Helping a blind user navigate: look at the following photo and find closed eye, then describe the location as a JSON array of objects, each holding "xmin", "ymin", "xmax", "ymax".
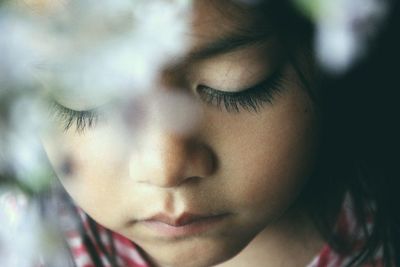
[
  {"xmin": 196, "ymin": 67, "xmax": 285, "ymax": 113},
  {"xmin": 48, "ymin": 101, "xmax": 100, "ymax": 133}
]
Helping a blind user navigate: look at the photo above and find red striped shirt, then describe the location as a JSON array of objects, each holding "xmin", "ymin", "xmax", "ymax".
[
  {"xmin": 63, "ymin": 208, "xmax": 148, "ymax": 267},
  {"xmin": 307, "ymin": 194, "xmax": 384, "ymax": 267},
  {"xmin": 64, "ymin": 194, "xmax": 384, "ymax": 267}
]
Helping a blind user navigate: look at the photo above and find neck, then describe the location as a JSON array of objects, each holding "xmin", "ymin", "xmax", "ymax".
[{"xmin": 214, "ymin": 206, "xmax": 324, "ymax": 267}]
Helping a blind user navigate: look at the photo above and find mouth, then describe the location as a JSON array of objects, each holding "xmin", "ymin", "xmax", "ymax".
[{"xmin": 138, "ymin": 212, "xmax": 230, "ymax": 237}]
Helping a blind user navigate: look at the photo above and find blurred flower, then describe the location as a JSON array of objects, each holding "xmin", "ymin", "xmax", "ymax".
[
  {"xmin": 1, "ymin": 0, "xmax": 193, "ymax": 187},
  {"xmin": 0, "ymin": 187, "xmax": 73, "ymax": 267},
  {"xmin": 149, "ymin": 91, "xmax": 202, "ymax": 136},
  {"xmin": 7, "ymin": 96, "xmax": 54, "ymax": 192},
  {"xmin": 294, "ymin": 0, "xmax": 389, "ymax": 74},
  {"xmin": 0, "ymin": 0, "xmax": 193, "ymax": 265}
]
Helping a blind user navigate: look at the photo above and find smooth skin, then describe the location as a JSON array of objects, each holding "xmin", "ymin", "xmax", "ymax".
[{"xmin": 42, "ymin": 1, "xmax": 323, "ymax": 266}]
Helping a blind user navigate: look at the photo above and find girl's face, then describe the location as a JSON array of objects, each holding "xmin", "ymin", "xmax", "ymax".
[{"xmin": 42, "ymin": 1, "xmax": 319, "ymax": 267}]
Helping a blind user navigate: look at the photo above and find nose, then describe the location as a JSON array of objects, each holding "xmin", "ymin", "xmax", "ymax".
[{"xmin": 130, "ymin": 130, "xmax": 216, "ymax": 188}]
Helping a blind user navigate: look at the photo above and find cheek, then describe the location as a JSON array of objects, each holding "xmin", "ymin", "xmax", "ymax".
[
  {"xmin": 207, "ymin": 86, "xmax": 318, "ymax": 218},
  {"xmin": 41, "ymin": 124, "xmax": 132, "ymax": 227}
]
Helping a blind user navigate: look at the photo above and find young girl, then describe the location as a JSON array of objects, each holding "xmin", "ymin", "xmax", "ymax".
[{"xmin": 39, "ymin": 0, "xmax": 399, "ymax": 266}]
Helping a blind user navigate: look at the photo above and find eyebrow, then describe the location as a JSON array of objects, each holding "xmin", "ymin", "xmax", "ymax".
[{"xmin": 187, "ymin": 31, "xmax": 273, "ymax": 61}]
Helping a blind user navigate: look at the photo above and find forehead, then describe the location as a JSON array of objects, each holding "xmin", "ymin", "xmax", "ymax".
[{"xmin": 189, "ymin": 1, "xmax": 269, "ymax": 50}]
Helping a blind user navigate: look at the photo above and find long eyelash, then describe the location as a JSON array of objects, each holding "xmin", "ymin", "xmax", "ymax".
[
  {"xmin": 197, "ymin": 69, "xmax": 285, "ymax": 113},
  {"xmin": 48, "ymin": 101, "xmax": 99, "ymax": 133}
]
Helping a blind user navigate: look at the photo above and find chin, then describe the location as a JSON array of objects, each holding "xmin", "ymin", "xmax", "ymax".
[
  {"xmin": 142, "ymin": 236, "xmax": 247, "ymax": 267},
  {"xmin": 154, "ymin": 253, "xmax": 233, "ymax": 267}
]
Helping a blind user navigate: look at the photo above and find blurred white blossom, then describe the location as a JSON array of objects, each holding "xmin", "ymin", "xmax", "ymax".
[
  {"xmin": 1, "ymin": 0, "xmax": 193, "ymax": 184},
  {"xmin": 0, "ymin": 188, "xmax": 70, "ymax": 267},
  {"xmin": 295, "ymin": 0, "xmax": 389, "ymax": 74},
  {"xmin": 7, "ymin": 96, "xmax": 53, "ymax": 191},
  {"xmin": 149, "ymin": 91, "xmax": 202, "ymax": 136},
  {"xmin": 1, "ymin": 0, "xmax": 193, "ymax": 265}
]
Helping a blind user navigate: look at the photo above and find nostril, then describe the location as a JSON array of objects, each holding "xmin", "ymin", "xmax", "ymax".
[
  {"xmin": 162, "ymin": 176, "xmax": 202, "ymax": 188},
  {"xmin": 145, "ymin": 176, "xmax": 201, "ymax": 189},
  {"xmin": 187, "ymin": 143, "xmax": 218, "ymax": 177}
]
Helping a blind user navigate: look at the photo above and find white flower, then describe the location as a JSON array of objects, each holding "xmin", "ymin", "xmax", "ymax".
[
  {"xmin": 295, "ymin": 0, "xmax": 389, "ymax": 74},
  {"xmin": 0, "ymin": 1, "xmax": 193, "ymax": 265},
  {"xmin": 0, "ymin": 187, "xmax": 74, "ymax": 266}
]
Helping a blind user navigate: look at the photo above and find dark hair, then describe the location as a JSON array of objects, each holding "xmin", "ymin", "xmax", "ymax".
[
  {"xmin": 259, "ymin": 1, "xmax": 400, "ymax": 266},
  {"xmin": 50, "ymin": 1, "xmax": 400, "ymax": 266}
]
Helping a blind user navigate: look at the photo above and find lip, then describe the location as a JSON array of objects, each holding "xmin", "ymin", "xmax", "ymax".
[{"xmin": 140, "ymin": 212, "xmax": 229, "ymax": 237}]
